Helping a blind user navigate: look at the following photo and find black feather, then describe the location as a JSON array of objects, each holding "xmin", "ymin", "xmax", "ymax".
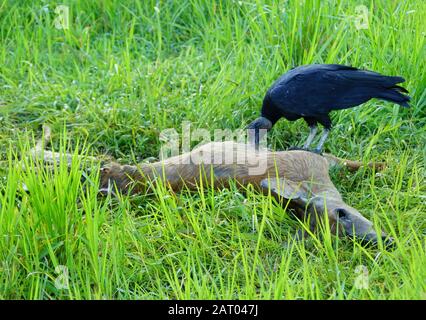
[{"xmin": 259, "ymin": 64, "xmax": 410, "ymax": 128}]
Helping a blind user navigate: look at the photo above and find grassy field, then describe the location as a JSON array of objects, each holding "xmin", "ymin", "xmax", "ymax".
[{"xmin": 0, "ymin": 0, "xmax": 425, "ymax": 299}]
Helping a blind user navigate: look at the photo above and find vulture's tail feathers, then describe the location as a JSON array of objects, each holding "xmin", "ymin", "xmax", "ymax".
[{"xmin": 377, "ymin": 83, "xmax": 411, "ymax": 107}]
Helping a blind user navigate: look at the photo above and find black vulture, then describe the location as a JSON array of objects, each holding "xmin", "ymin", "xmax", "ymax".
[{"xmin": 247, "ymin": 64, "xmax": 410, "ymax": 152}]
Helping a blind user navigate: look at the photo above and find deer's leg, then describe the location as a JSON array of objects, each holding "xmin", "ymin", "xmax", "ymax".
[
  {"xmin": 29, "ymin": 125, "xmax": 99, "ymax": 166},
  {"xmin": 323, "ymin": 153, "xmax": 386, "ymax": 172}
]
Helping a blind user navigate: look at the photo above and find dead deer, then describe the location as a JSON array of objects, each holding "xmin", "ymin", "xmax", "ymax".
[{"xmin": 30, "ymin": 126, "xmax": 392, "ymax": 247}]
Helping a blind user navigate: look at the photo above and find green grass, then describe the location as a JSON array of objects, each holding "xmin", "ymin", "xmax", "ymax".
[{"xmin": 0, "ymin": 0, "xmax": 425, "ymax": 299}]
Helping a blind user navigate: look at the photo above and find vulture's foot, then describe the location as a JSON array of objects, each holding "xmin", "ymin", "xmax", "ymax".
[
  {"xmin": 288, "ymin": 146, "xmax": 323, "ymax": 156},
  {"xmin": 287, "ymin": 146, "xmax": 307, "ymax": 151},
  {"xmin": 311, "ymin": 148, "xmax": 323, "ymax": 155}
]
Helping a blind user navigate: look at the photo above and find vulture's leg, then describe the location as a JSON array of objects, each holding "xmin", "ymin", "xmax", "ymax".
[
  {"xmin": 303, "ymin": 125, "xmax": 318, "ymax": 149},
  {"xmin": 313, "ymin": 115, "xmax": 332, "ymax": 153},
  {"xmin": 313, "ymin": 128, "xmax": 330, "ymax": 153}
]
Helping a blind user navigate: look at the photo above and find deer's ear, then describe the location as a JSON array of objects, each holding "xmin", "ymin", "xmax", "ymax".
[{"xmin": 260, "ymin": 178, "xmax": 309, "ymax": 206}]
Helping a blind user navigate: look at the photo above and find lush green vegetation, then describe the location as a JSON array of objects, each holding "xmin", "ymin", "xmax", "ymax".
[{"xmin": 0, "ymin": 0, "xmax": 425, "ymax": 299}]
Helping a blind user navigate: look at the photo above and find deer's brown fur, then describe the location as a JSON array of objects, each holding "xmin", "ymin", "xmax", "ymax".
[
  {"xmin": 99, "ymin": 142, "xmax": 337, "ymax": 195},
  {"xmin": 30, "ymin": 126, "xmax": 392, "ymax": 246}
]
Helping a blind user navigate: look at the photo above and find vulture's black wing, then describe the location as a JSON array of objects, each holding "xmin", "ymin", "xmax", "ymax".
[{"xmin": 267, "ymin": 64, "xmax": 410, "ymax": 117}]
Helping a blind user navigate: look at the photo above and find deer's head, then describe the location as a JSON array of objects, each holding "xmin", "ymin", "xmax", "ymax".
[{"xmin": 261, "ymin": 177, "xmax": 393, "ymax": 247}]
